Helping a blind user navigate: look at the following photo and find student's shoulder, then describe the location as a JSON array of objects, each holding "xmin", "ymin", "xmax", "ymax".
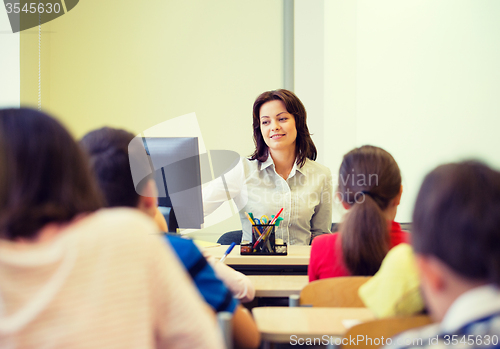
[
  {"xmin": 165, "ymin": 235, "xmax": 203, "ymax": 263},
  {"xmin": 77, "ymin": 208, "xmax": 160, "ymax": 244},
  {"xmin": 70, "ymin": 209, "xmax": 168, "ymax": 266},
  {"xmin": 390, "ymin": 222, "xmax": 412, "ymax": 245},
  {"xmin": 90, "ymin": 207, "xmax": 156, "ymax": 229},
  {"xmin": 311, "ymin": 233, "xmax": 338, "ymax": 250},
  {"xmin": 165, "ymin": 234, "xmax": 196, "ymax": 248},
  {"xmin": 313, "ymin": 232, "xmax": 338, "ymax": 242}
]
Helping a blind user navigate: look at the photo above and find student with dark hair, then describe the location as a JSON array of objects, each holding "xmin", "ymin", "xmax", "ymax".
[
  {"xmin": 79, "ymin": 127, "xmax": 168, "ymax": 230},
  {"xmin": 385, "ymin": 161, "xmax": 500, "ymax": 348},
  {"xmin": 308, "ymin": 145, "xmax": 409, "ymax": 281},
  {"xmin": 204, "ymin": 89, "xmax": 332, "ymax": 245},
  {"xmin": 80, "ymin": 127, "xmax": 260, "ymax": 349},
  {"xmin": 0, "ymin": 108, "xmax": 223, "ymax": 348}
]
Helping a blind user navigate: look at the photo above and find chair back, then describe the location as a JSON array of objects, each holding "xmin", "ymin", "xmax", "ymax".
[
  {"xmin": 341, "ymin": 315, "xmax": 433, "ymax": 349},
  {"xmin": 157, "ymin": 206, "xmax": 178, "ymax": 233},
  {"xmin": 217, "ymin": 230, "xmax": 243, "ymax": 245},
  {"xmin": 300, "ymin": 276, "xmax": 371, "ymax": 307}
]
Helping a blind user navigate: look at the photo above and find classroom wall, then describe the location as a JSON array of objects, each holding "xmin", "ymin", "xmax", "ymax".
[
  {"xmin": 19, "ymin": 0, "xmax": 283, "ymax": 241},
  {"xmin": 294, "ymin": 0, "xmax": 325, "ymax": 165},
  {"xmin": 298, "ymin": 0, "xmax": 500, "ymax": 223},
  {"xmin": 15, "ymin": 1, "xmax": 500, "ymax": 239},
  {"xmin": 0, "ymin": 10, "xmax": 20, "ymax": 107}
]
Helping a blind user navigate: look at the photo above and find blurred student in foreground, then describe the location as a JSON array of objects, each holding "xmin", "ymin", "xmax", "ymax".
[
  {"xmin": 0, "ymin": 108, "xmax": 224, "ymax": 348},
  {"xmin": 80, "ymin": 127, "xmax": 260, "ymax": 349},
  {"xmin": 384, "ymin": 161, "xmax": 500, "ymax": 348}
]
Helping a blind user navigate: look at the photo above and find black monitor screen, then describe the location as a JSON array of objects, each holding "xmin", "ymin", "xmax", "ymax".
[{"xmin": 141, "ymin": 137, "xmax": 204, "ymax": 230}]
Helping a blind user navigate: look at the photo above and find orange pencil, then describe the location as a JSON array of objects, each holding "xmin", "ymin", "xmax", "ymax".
[{"xmin": 245, "ymin": 212, "xmax": 261, "ymax": 237}]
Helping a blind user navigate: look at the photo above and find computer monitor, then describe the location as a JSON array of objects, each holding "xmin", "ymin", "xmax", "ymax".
[{"xmin": 140, "ymin": 137, "xmax": 204, "ymax": 231}]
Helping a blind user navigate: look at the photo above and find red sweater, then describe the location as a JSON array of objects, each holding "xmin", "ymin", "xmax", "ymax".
[{"xmin": 308, "ymin": 221, "xmax": 410, "ymax": 281}]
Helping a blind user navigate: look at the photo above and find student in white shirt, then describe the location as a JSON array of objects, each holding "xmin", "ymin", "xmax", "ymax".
[
  {"xmin": 0, "ymin": 108, "xmax": 224, "ymax": 349},
  {"xmin": 203, "ymin": 89, "xmax": 333, "ymax": 245}
]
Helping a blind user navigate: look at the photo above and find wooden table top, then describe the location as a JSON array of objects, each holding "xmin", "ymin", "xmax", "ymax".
[
  {"xmin": 248, "ymin": 275, "xmax": 309, "ymax": 298},
  {"xmin": 204, "ymin": 245, "xmax": 311, "ymax": 265},
  {"xmin": 252, "ymin": 307, "xmax": 375, "ymax": 343}
]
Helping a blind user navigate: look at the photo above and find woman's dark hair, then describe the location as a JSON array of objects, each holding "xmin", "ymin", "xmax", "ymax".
[
  {"xmin": 80, "ymin": 127, "xmax": 141, "ymax": 208},
  {"xmin": 249, "ymin": 89, "xmax": 317, "ymax": 167},
  {"xmin": 338, "ymin": 145, "xmax": 402, "ymax": 276},
  {"xmin": 0, "ymin": 108, "xmax": 103, "ymax": 240},
  {"xmin": 413, "ymin": 161, "xmax": 500, "ymax": 285}
]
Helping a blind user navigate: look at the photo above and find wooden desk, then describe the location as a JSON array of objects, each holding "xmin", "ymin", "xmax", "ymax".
[
  {"xmin": 204, "ymin": 245, "xmax": 311, "ymax": 275},
  {"xmin": 206, "ymin": 245, "xmax": 311, "ymax": 265},
  {"xmin": 248, "ymin": 275, "xmax": 308, "ymax": 298},
  {"xmin": 252, "ymin": 307, "xmax": 375, "ymax": 344}
]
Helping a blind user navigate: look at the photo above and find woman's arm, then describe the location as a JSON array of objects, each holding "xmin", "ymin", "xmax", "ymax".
[
  {"xmin": 202, "ymin": 157, "xmax": 247, "ymax": 217},
  {"xmin": 310, "ymin": 168, "xmax": 333, "ymax": 241}
]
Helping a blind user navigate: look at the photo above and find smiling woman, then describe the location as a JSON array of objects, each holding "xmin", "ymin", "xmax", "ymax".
[
  {"xmin": 203, "ymin": 89, "xmax": 333, "ymax": 245},
  {"xmin": 250, "ymin": 89, "xmax": 316, "ymax": 169}
]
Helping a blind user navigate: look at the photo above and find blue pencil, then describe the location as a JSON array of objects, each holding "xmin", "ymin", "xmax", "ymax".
[{"xmin": 219, "ymin": 242, "xmax": 236, "ymax": 263}]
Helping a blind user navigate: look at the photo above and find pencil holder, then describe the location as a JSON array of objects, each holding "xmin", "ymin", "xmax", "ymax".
[
  {"xmin": 240, "ymin": 224, "xmax": 287, "ymax": 255},
  {"xmin": 254, "ymin": 224, "xmax": 275, "ymax": 253}
]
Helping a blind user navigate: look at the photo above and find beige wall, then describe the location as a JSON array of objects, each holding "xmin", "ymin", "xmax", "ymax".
[
  {"xmin": 16, "ymin": 1, "xmax": 500, "ymax": 239},
  {"xmin": 21, "ymin": 0, "xmax": 283, "ymax": 241}
]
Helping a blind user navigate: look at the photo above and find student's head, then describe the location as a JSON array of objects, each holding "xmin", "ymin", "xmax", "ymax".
[
  {"xmin": 338, "ymin": 145, "xmax": 402, "ymax": 276},
  {"xmin": 80, "ymin": 127, "xmax": 158, "ymax": 218},
  {"xmin": 250, "ymin": 89, "xmax": 317, "ymax": 167},
  {"xmin": 412, "ymin": 161, "xmax": 500, "ymax": 321},
  {"xmin": 0, "ymin": 108, "xmax": 103, "ymax": 241}
]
